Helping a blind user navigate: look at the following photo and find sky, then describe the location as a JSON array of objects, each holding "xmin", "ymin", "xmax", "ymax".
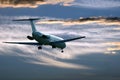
[{"xmin": 0, "ymin": 0, "xmax": 120, "ymax": 80}]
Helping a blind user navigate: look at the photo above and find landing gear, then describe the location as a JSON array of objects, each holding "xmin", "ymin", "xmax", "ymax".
[
  {"xmin": 38, "ymin": 46, "xmax": 42, "ymax": 50},
  {"xmin": 61, "ymin": 50, "xmax": 64, "ymax": 53}
]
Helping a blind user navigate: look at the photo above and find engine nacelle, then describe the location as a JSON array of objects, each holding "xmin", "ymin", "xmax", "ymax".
[{"xmin": 27, "ymin": 36, "xmax": 34, "ymax": 40}]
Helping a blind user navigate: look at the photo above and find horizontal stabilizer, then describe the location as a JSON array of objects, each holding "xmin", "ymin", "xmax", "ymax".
[{"xmin": 13, "ymin": 18, "xmax": 44, "ymax": 21}]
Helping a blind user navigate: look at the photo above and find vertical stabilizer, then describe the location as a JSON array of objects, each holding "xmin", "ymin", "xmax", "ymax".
[
  {"xmin": 30, "ymin": 20, "xmax": 37, "ymax": 32},
  {"xmin": 13, "ymin": 18, "xmax": 40, "ymax": 32}
]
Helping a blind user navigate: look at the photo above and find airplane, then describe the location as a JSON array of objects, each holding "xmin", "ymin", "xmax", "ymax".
[{"xmin": 3, "ymin": 18, "xmax": 86, "ymax": 53}]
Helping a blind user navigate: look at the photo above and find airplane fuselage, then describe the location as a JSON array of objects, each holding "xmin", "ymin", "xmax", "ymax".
[{"xmin": 32, "ymin": 31, "xmax": 66, "ymax": 49}]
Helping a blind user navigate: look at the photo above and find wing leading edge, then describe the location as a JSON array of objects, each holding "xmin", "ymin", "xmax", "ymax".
[
  {"xmin": 3, "ymin": 42, "xmax": 40, "ymax": 45},
  {"xmin": 50, "ymin": 36, "xmax": 86, "ymax": 44}
]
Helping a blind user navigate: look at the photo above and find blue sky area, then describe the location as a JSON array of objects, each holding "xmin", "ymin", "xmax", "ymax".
[{"xmin": 0, "ymin": 5, "xmax": 120, "ymax": 18}]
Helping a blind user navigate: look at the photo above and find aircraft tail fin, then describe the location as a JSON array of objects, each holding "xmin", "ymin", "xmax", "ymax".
[{"xmin": 13, "ymin": 18, "xmax": 41, "ymax": 32}]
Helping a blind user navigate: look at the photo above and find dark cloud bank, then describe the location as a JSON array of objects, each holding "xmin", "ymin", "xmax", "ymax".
[{"xmin": 38, "ymin": 16, "xmax": 120, "ymax": 26}]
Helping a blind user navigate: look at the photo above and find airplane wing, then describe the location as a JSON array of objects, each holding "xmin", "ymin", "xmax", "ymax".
[
  {"xmin": 50, "ymin": 36, "xmax": 86, "ymax": 44},
  {"xmin": 3, "ymin": 42, "xmax": 40, "ymax": 45}
]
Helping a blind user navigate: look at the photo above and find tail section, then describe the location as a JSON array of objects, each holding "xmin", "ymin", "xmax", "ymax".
[
  {"xmin": 30, "ymin": 20, "xmax": 37, "ymax": 32},
  {"xmin": 13, "ymin": 18, "xmax": 40, "ymax": 32}
]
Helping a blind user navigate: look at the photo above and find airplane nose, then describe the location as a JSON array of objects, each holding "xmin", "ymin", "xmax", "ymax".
[{"xmin": 62, "ymin": 43, "xmax": 66, "ymax": 49}]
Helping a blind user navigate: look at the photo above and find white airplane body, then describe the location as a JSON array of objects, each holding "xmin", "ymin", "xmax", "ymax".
[{"xmin": 4, "ymin": 18, "xmax": 85, "ymax": 52}]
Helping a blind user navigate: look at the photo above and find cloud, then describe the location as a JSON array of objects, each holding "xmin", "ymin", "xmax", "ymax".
[
  {"xmin": 0, "ymin": 0, "xmax": 45, "ymax": 8},
  {"xmin": 71, "ymin": 0, "xmax": 120, "ymax": 8},
  {"xmin": 106, "ymin": 42, "xmax": 120, "ymax": 53},
  {"xmin": 0, "ymin": 0, "xmax": 119, "ymax": 8},
  {"xmin": 0, "ymin": 15, "xmax": 120, "ymax": 70},
  {"xmin": 37, "ymin": 17, "xmax": 120, "ymax": 26},
  {"xmin": 27, "ymin": 56, "xmax": 90, "ymax": 69},
  {"xmin": 0, "ymin": 0, "xmax": 74, "ymax": 8}
]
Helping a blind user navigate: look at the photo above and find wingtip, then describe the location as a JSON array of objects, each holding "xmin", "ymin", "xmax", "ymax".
[
  {"xmin": 2, "ymin": 42, "xmax": 10, "ymax": 43},
  {"xmin": 81, "ymin": 36, "xmax": 86, "ymax": 38}
]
